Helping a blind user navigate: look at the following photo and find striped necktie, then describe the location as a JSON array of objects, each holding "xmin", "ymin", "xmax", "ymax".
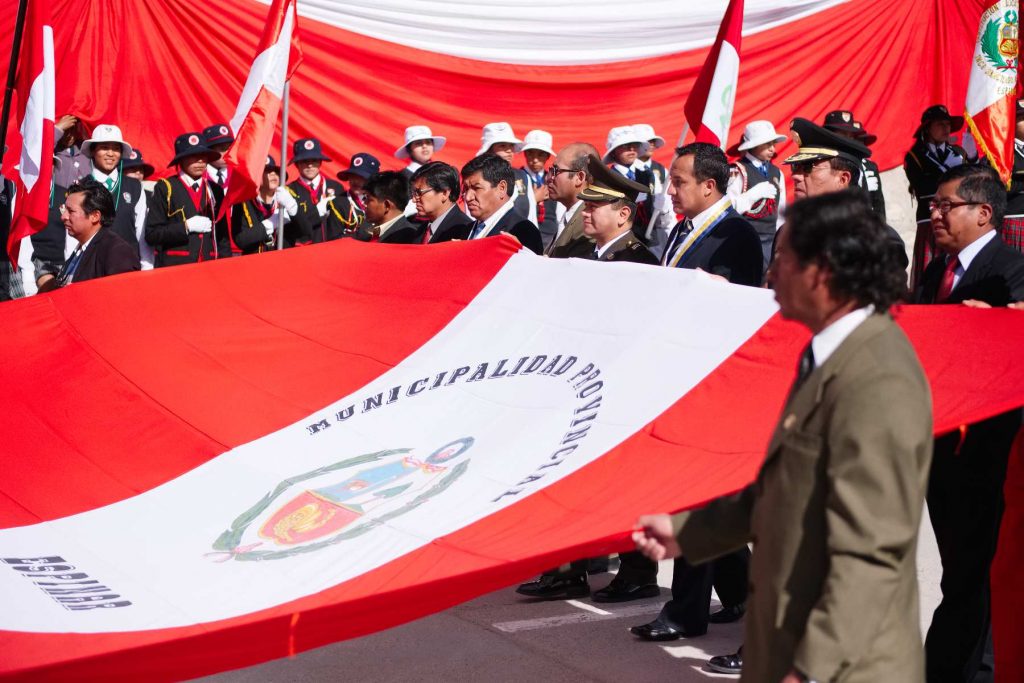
[
  {"xmin": 469, "ymin": 220, "xmax": 487, "ymax": 239},
  {"xmin": 104, "ymin": 177, "xmax": 114, "ymax": 190},
  {"xmin": 58, "ymin": 248, "xmax": 84, "ymax": 286}
]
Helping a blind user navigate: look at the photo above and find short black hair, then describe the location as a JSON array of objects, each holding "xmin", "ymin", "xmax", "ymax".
[
  {"xmin": 938, "ymin": 163, "xmax": 1006, "ymax": 228},
  {"xmin": 66, "ymin": 177, "xmax": 115, "ymax": 229},
  {"xmin": 411, "ymin": 161, "xmax": 460, "ymax": 203},
  {"xmin": 675, "ymin": 142, "xmax": 730, "ymax": 193},
  {"xmin": 611, "ymin": 198, "xmax": 638, "ymax": 225},
  {"xmin": 828, "ymin": 156, "xmax": 862, "ymax": 185},
  {"xmin": 784, "ymin": 189, "xmax": 905, "ymax": 312},
  {"xmin": 461, "ymin": 153, "xmax": 515, "ymax": 196},
  {"xmin": 364, "ymin": 171, "xmax": 409, "ymax": 209}
]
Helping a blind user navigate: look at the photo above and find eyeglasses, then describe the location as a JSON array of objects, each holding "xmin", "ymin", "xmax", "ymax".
[
  {"xmin": 789, "ymin": 161, "xmax": 830, "ymax": 175},
  {"xmin": 928, "ymin": 200, "xmax": 983, "ymax": 214},
  {"xmin": 410, "ymin": 187, "xmax": 437, "ymax": 198},
  {"xmin": 549, "ymin": 166, "xmax": 577, "ymax": 177}
]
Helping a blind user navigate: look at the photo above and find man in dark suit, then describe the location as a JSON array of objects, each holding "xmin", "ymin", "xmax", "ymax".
[
  {"xmin": 914, "ymin": 164, "xmax": 1024, "ymax": 683},
  {"xmin": 460, "ymin": 154, "xmax": 543, "ymax": 254},
  {"xmin": 545, "ymin": 142, "xmax": 598, "ymax": 259},
  {"xmin": 145, "ymin": 132, "xmax": 232, "ymax": 267},
  {"xmin": 634, "ymin": 191, "xmax": 932, "ymax": 683},
  {"xmin": 629, "ymin": 141, "xmax": 758, "ymax": 642},
  {"xmin": 355, "ymin": 171, "xmax": 422, "ymax": 244},
  {"xmin": 53, "ymin": 177, "xmax": 139, "ymax": 287},
  {"xmin": 578, "ymin": 155, "xmax": 657, "ymax": 264},
  {"xmin": 410, "ymin": 162, "xmax": 472, "ymax": 244}
]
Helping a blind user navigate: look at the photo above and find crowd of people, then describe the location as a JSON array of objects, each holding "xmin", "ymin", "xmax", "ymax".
[{"xmin": 2, "ymin": 105, "xmax": 1024, "ymax": 682}]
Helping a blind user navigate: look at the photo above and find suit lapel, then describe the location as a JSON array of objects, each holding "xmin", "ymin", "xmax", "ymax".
[
  {"xmin": 951, "ymin": 234, "xmax": 1000, "ymax": 297},
  {"xmin": 548, "ymin": 206, "xmax": 582, "ymax": 253}
]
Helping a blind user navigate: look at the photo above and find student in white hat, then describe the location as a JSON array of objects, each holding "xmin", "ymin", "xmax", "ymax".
[
  {"xmin": 603, "ymin": 126, "xmax": 650, "ymax": 178},
  {"xmin": 478, "ymin": 122, "xmax": 536, "ymax": 225},
  {"xmin": 396, "ymin": 125, "xmax": 446, "ymax": 181},
  {"xmin": 517, "ymin": 130, "xmax": 556, "ymax": 239},
  {"xmin": 725, "ymin": 120, "xmax": 787, "ymax": 271},
  {"xmin": 80, "ymin": 124, "xmax": 153, "ymax": 269}
]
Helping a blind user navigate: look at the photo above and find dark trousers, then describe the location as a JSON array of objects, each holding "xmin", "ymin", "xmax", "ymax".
[
  {"xmin": 925, "ymin": 410, "xmax": 1021, "ymax": 683},
  {"xmin": 619, "ymin": 546, "xmax": 750, "ymax": 635}
]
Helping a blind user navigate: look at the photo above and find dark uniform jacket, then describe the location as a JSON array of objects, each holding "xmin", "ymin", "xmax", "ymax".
[
  {"xmin": 231, "ymin": 197, "xmax": 305, "ymax": 255},
  {"xmin": 30, "ymin": 184, "xmax": 69, "ymax": 280},
  {"xmin": 145, "ymin": 175, "xmax": 232, "ymax": 267},
  {"xmin": 904, "ymin": 139, "xmax": 969, "ymax": 223},
  {"xmin": 547, "ymin": 205, "xmax": 594, "ymax": 259},
  {"xmin": 591, "ymin": 232, "xmax": 658, "ymax": 264},
  {"xmin": 483, "ymin": 208, "xmax": 544, "ymax": 254},
  {"xmin": 63, "ymin": 227, "xmax": 140, "ymax": 284},
  {"xmin": 105, "ymin": 175, "xmax": 144, "ymax": 258},
  {"xmin": 354, "ymin": 215, "xmax": 424, "ymax": 244},
  {"xmin": 860, "ymin": 158, "xmax": 887, "ymax": 221},
  {"xmin": 428, "ymin": 207, "xmax": 473, "ymax": 244},
  {"xmin": 289, "ymin": 177, "xmax": 360, "ymax": 243},
  {"xmin": 664, "ymin": 212, "xmax": 763, "ymax": 286}
]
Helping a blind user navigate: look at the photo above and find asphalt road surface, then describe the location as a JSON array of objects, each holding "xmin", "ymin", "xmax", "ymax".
[{"xmin": 201, "ymin": 511, "xmax": 942, "ymax": 682}]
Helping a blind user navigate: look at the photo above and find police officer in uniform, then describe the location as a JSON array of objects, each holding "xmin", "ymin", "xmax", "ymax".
[
  {"xmin": 287, "ymin": 138, "xmax": 358, "ymax": 243},
  {"xmin": 578, "ymin": 155, "xmax": 658, "ymax": 264},
  {"xmin": 904, "ymin": 105, "xmax": 969, "ymax": 289},
  {"xmin": 822, "ymin": 110, "xmax": 886, "ymax": 222},
  {"xmin": 145, "ymin": 132, "xmax": 232, "ymax": 267}
]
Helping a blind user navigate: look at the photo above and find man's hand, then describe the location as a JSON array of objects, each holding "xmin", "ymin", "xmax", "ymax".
[
  {"xmin": 36, "ymin": 273, "xmax": 57, "ymax": 292},
  {"xmin": 55, "ymin": 114, "xmax": 78, "ymax": 132},
  {"xmin": 780, "ymin": 670, "xmax": 803, "ymax": 683},
  {"xmin": 695, "ymin": 267, "xmax": 729, "ymax": 284},
  {"xmin": 961, "ymin": 299, "xmax": 991, "ymax": 308},
  {"xmin": 1009, "ymin": 301, "xmax": 1024, "ymax": 311},
  {"xmin": 632, "ymin": 514, "xmax": 682, "ymax": 561}
]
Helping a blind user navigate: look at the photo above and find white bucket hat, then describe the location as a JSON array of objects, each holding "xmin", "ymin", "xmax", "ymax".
[
  {"xmin": 737, "ymin": 120, "xmax": 787, "ymax": 151},
  {"xmin": 477, "ymin": 122, "xmax": 522, "ymax": 156},
  {"xmin": 631, "ymin": 123, "xmax": 665, "ymax": 150},
  {"xmin": 516, "ymin": 129, "xmax": 555, "ymax": 157},
  {"xmin": 395, "ymin": 125, "xmax": 446, "ymax": 160},
  {"xmin": 80, "ymin": 124, "xmax": 132, "ymax": 158},
  {"xmin": 602, "ymin": 126, "xmax": 650, "ymax": 163}
]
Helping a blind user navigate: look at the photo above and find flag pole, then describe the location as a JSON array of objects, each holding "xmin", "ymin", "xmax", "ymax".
[
  {"xmin": 276, "ymin": 81, "xmax": 290, "ymax": 250},
  {"xmin": 0, "ymin": 0, "xmax": 30, "ymax": 158}
]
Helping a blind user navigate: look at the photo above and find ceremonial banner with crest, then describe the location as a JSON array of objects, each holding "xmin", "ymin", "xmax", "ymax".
[
  {"xmin": 1, "ymin": 238, "xmax": 1024, "ymax": 679},
  {"xmin": 965, "ymin": 0, "xmax": 1019, "ymax": 184}
]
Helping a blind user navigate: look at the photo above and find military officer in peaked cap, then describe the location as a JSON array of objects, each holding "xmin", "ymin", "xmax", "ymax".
[
  {"xmin": 822, "ymin": 110, "xmax": 887, "ymax": 222},
  {"xmin": 904, "ymin": 105, "xmax": 970, "ymax": 289},
  {"xmin": 577, "ymin": 155, "xmax": 658, "ymax": 264}
]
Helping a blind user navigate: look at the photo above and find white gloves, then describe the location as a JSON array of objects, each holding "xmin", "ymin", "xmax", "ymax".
[
  {"xmin": 743, "ymin": 181, "xmax": 778, "ymax": 202},
  {"xmin": 261, "ymin": 218, "xmax": 275, "ymax": 236},
  {"xmin": 185, "ymin": 216, "xmax": 213, "ymax": 233},
  {"xmin": 652, "ymin": 192, "xmax": 673, "ymax": 214},
  {"xmin": 275, "ymin": 187, "xmax": 298, "ymax": 217},
  {"xmin": 316, "ymin": 190, "xmax": 335, "ymax": 218}
]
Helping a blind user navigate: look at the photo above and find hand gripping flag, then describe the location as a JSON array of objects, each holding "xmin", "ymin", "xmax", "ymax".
[
  {"xmin": 1, "ymin": 239, "xmax": 1024, "ymax": 680},
  {"xmin": 965, "ymin": 0, "xmax": 1019, "ymax": 185},
  {"xmin": 3, "ymin": 0, "xmax": 55, "ymax": 266},
  {"xmin": 684, "ymin": 0, "xmax": 744, "ymax": 148},
  {"xmin": 218, "ymin": 0, "xmax": 303, "ymax": 220}
]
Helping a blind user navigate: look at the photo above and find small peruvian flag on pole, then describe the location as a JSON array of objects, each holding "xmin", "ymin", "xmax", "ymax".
[
  {"xmin": 965, "ymin": 0, "xmax": 1019, "ymax": 186},
  {"xmin": 218, "ymin": 0, "xmax": 303, "ymax": 220},
  {"xmin": 4, "ymin": 0, "xmax": 55, "ymax": 266},
  {"xmin": 683, "ymin": 0, "xmax": 744, "ymax": 149}
]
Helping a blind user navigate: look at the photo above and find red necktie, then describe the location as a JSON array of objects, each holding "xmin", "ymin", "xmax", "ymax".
[{"xmin": 936, "ymin": 255, "xmax": 960, "ymax": 302}]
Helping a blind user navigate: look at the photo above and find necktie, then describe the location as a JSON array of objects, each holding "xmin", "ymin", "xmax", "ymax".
[
  {"xmin": 935, "ymin": 145, "xmax": 949, "ymax": 164},
  {"xmin": 469, "ymin": 220, "xmax": 487, "ymax": 239},
  {"xmin": 665, "ymin": 219, "xmax": 692, "ymax": 266},
  {"xmin": 217, "ymin": 170, "xmax": 224, "ymax": 184},
  {"xmin": 58, "ymin": 248, "xmax": 83, "ymax": 286},
  {"xmin": 104, "ymin": 177, "xmax": 114, "ymax": 190},
  {"xmin": 626, "ymin": 169, "xmax": 636, "ymax": 181},
  {"xmin": 192, "ymin": 182, "xmax": 200, "ymax": 193},
  {"xmin": 936, "ymin": 255, "xmax": 960, "ymax": 302},
  {"xmin": 591, "ymin": 247, "xmax": 601, "ymax": 260},
  {"xmin": 794, "ymin": 343, "xmax": 816, "ymax": 391}
]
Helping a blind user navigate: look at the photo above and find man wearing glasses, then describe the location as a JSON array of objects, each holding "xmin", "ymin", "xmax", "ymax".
[
  {"xmin": 410, "ymin": 161, "xmax": 472, "ymax": 244},
  {"xmin": 544, "ymin": 142, "xmax": 601, "ymax": 258},
  {"xmin": 915, "ymin": 164, "xmax": 1024, "ymax": 683}
]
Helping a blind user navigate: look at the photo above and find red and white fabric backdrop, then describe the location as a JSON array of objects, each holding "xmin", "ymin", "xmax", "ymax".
[{"xmin": 0, "ymin": 0, "xmax": 993, "ymax": 177}]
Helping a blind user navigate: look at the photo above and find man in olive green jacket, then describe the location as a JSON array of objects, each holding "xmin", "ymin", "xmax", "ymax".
[{"xmin": 635, "ymin": 191, "xmax": 933, "ymax": 682}]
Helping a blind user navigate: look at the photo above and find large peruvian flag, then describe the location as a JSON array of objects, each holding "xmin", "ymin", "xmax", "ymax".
[
  {"xmin": 2, "ymin": 239, "xmax": 1024, "ymax": 679},
  {"xmin": 683, "ymin": 0, "xmax": 743, "ymax": 148},
  {"xmin": 2, "ymin": 0, "xmax": 55, "ymax": 266},
  {"xmin": 218, "ymin": 0, "xmax": 302, "ymax": 218},
  {"xmin": 965, "ymin": 0, "xmax": 1019, "ymax": 185}
]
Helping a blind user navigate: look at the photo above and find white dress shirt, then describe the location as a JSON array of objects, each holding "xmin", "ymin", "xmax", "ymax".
[
  {"xmin": 951, "ymin": 229, "xmax": 996, "ymax": 290},
  {"xmin": 472, "ymin": 198, "xmax": 517, "ymax": 239},
  {"xmin": 811, "ymin": 305, "xmax": 874, "ymax": 368}
]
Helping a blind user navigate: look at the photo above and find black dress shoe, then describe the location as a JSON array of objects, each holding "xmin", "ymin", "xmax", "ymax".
[
  {"xmin": 592, "ymin": 577, "xmax": 661, "ymax": 603},
  {"xmin": 707, "ymin": 646, "xmax": 742, "ymax": 674},
  {"xmin": 708, "ymin": 603, "xmax": 746, "ymax": 624},
  {"xmin": 515, "ymin": 573, "xmax": 589, "ymax": 599},
  {"xmin": 629, "ymin": 617, "xmax": 704, "ymax": 641}
]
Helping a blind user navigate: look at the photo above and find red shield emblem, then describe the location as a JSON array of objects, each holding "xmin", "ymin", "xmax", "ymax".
[{"xmin": 258, "ymin": 491, "xmax": 361, "ymax": 546}]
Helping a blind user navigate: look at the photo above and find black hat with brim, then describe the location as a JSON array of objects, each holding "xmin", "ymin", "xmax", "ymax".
[
  {"xmin": 122, "ymin": 147, "xmax": 155, "ymax": 178},
  {"xmin": 914, "ymin": 105, "xmax": 965, "ymax": 137},
  {"xmin": 338, "ymin": 153, "xmax": 381, "ymax": 181},
  {"xmin": 168, "ymin": 132, "xmax": 219, "ymax": 167},
  {"xmin": 292, "ymin": 138, "xmax": 332, "ymax": 163},
  {"xmin": 577, "ymin": 154, "xmax": 650, "ymax": 203},
  {"xmin": 783, "ymin": 118, "xmax": 872, "ymax": 165},
  {"xmin": 202, "ymin": 123, "xmax": 234, "ymax": 148}
]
